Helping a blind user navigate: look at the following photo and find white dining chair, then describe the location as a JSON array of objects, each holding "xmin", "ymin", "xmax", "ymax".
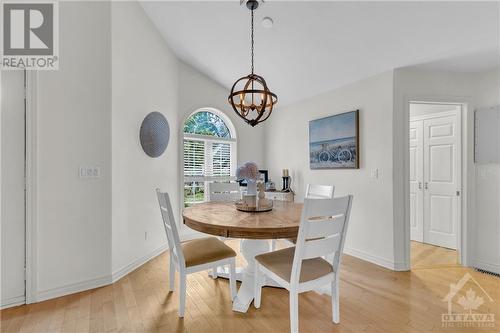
[
  {"xmin": 208, "ymin": 182, "xmax": 240, "ymax": 202},
  {"xmin": 284, "ymin": 184, "xmax": 336, "ymax": 246},
  {"xmin": 306, "ymin": 184, "xmax": 335, "ymax": 199},
  {"xmin": 207, "ymin": 181, "xmax": 241, "ymax": 278},
  {"xmin": 156, "ymin": 189, "xmax": 237, "ymax": 317},
  {"xmin": 254, "ymin": 195, "xmax": 353, "ymax": 333}
]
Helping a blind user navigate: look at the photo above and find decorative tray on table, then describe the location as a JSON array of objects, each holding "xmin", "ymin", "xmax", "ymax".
[{"xmin": 235, "ymin": 199, "xmax": 273, "ymax": 212}]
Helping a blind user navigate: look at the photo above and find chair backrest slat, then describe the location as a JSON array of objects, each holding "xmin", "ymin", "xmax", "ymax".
[
  {"xmin": 291, "ymin": 195, "xmax": 353, "ymax": 285},
  {"xmin": 208, "ymin": 182, "xmax": 240, "ymax": 202},
  {"xmin": 306, "ymin": 184, "xmax": 335, "ymax": 199},
  {"xmin": 301, "ymin": 196, "xmax": 347, "ymax": 220},
  {"xmin": 305, "ymin": 214, "xmax": 344, "ymax": 239},
  {"xmin": 156, "ymin": 189, "xmax": 185, "ymax": 267},
  {"xmin": 302, "ymin": 234, "xmax": 341, "ymax": 260}
]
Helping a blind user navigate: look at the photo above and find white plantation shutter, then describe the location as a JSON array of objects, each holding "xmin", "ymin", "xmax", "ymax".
[
  {"xmin": 183, "ymin": 138, "xmax": 235, "ymax": 182},
  {"xmin": 183, "ymin": 140, "xmax": 205, "ymax": 177},
  {"xmin": 211, "ymin": 143, "xmax": 231, "ymax": 177}
]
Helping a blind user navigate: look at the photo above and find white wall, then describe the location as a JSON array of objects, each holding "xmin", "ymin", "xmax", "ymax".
[
  {"xmin": 111, "ymin": 1, "xmax": 179, "ymax": 276},
  {"xmin": 178, "ymin": 62, "xmax": 266, "ymax": 167},
  {"xmin": 393, "ymin": 67, "xmax": 500, "ymax": 272},
  {"xmin": 265, "ymin": 71, "xmax": 397, "ymax": 269},
  {"xmin": 35, "ymin": 1, "xmax": 112, "ymax": 300}
]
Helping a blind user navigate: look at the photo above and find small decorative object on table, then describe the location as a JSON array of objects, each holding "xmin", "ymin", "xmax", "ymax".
[
  {"xmin": 282, "ymin": 168, "xmax": 292, "ymax": 192},
  {"xmin": 266, "ymin": 180, "xmax": 276, "ymax": 191},
  {"xmin": 237, "ymin": 161, "xmax": 259, "ymax": 194},
  {"xmin": 235, "ymin": 162, "xmax": 273, "ymax": 212}
]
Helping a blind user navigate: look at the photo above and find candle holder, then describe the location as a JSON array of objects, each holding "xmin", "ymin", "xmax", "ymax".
[{"xmin": 282, "ymin": 176, "xmax": 291, "ymax": 192}]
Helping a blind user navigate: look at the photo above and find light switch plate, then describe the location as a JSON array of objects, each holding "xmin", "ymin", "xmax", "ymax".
[{"xmin": 79, "ymin": 166, "xmax": 101, "ymax": 179}]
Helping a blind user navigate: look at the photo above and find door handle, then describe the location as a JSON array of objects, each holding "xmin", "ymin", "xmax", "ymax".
[
  {"xmin": 418, "ymin": 182, "xmax": 422, "ymax": 190},
  {"xmin": 424, "ymin": 182, "xmax": 428, "ymax": 190}
]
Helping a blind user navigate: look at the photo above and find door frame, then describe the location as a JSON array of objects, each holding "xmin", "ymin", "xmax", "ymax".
[
  {"xmin": 25, "ymin": 71, "xmax": 38, "ymax": 304},
  {"xmin": 0, "ymin": 70, "xmax": 37, "ymax": 308},
  {"xmin": 401, "ymin": 95, "xmax": 473, "ymax": 270},
  {"xmin": 409, "ymin": 108, "xmax": 462, "ymax": 250}
]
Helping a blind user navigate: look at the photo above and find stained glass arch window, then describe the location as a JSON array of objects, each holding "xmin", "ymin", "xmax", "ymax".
[{"xmin": 183, "ymin": 110, "xmax": 233, "ymax": 138}]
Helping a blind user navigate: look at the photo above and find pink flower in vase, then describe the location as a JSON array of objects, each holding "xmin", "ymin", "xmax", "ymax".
[
  {"xmin": 236, "ymin": 161, "xmax": 259, "ymax": 182},
  {"xmin": 237, "ymin": 161, "xmax": 259, "ymax": 196}
]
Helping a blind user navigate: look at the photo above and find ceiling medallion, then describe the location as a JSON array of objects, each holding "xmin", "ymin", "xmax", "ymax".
[{"xmin": 228, "ymin": 0, "xmax": 277, "ymax": 127}]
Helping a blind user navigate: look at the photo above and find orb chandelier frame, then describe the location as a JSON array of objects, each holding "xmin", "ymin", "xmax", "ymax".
[{"xmin": 228, "ymin": 0, "xmax": 278, "ymax": 127}]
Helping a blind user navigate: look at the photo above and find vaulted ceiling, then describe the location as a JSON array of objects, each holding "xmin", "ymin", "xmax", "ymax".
[{"xmin": 141, "ymin": 1, "xmax": 499, "ymax": 106}]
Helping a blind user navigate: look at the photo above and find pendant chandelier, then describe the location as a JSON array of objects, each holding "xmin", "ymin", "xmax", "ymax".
[{"xmin": 228, "ymin": 0, "xmax": 277, "ymax": 127}]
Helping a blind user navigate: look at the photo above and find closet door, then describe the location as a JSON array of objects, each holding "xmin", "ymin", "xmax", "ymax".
[
  {"xmin": 423, "ymin": 112, "xmax": 461, "ymax": 250},
  {"xmin": 409, "ymin": 121, "xmax": 423, "ymax": 242}
]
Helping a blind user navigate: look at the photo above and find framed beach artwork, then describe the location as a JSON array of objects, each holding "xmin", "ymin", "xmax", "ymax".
[{"xmin": 309, "ymin": 110, "xmax": 359, "ymax": 169}]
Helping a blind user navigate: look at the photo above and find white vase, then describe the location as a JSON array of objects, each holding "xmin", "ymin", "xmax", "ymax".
[{"xmin": 246, "ymin": 179, "xmax": 257, "ymax": 195}]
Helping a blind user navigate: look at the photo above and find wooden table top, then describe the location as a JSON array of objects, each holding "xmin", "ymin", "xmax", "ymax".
[{"xmin": 182, "ymin": 201, "xmax": 302, "ymax": 239}]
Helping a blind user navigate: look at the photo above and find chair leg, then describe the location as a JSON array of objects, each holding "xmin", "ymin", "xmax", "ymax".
[
  {"xmin": 169, "ymin": 254, "xmax": 175, "ymax": 291},
  {"xmin": 332, "ymin": 277, "xmax": 340, "ymax": 323},
  {"xmin": 254, "ymin": 261, "xmax": 262, "ymax": 308},
  {"xmin": 290, "ymin": 290, "xmax": 299, "ymax": 333},
  {"xmin": 229, "ymin": 258, "xmax": 237, "ymax": 301},
  {"xmin": 179, "ymin": 273, "xmax": 186, "ymax": 318}
]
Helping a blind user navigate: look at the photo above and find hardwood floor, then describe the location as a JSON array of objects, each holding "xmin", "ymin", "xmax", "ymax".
[
  {"xmin": 1, "ymin": 240, "xmax": 499, "ymax": 333},
  {"xmin": 411, "ymin": 241, "xmax": 458, "ymax": 269}
]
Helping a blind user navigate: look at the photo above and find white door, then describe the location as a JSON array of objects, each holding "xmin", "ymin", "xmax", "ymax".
[
  {"xmin": 409, "ymin": 121, "xmax": 423, "ymax": 242},
  {"xmin": 423, "ymin": 111, "xmax": 461, "ymax": 249},
  {"xmin": 1, "ymin": 70, "xmax": 26, "ymax": 307}
]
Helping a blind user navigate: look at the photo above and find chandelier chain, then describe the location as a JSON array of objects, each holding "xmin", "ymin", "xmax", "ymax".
[{"xmin": 251, "ymin": 8, "xmax": 254, "ymax": 75}]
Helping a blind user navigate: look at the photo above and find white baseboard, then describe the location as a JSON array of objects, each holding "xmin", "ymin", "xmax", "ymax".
[
  {"xmin": 393, "ymin": 261, "xmax": 410, "ymax": 271},
  {"xmin": 473, "ymin": 259, "xmax": 500, "ymax": 274},
  {"xmin": 36, "ymin": 275, "xmax": 111, "ymax": 303},
  {"xmin": 344, "ymin": 247, "xmax": 400, "ymax": 271},
  {"xmin": 35, "ymin": 243, "xmax": 171, "ymax": 303},
  {"xmin": 111, "ymin": 243, "xmax": 169, "ymax": 283},
  {"xmin": 1, "ymin": 295, "xmax": 25, "ymax": 309},
  {"xmin": 19, "ymin": 226, "xmax": 227, "ymax": 305}
]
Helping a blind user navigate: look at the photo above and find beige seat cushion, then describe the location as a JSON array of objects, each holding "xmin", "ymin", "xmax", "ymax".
[
  {"xmin": 255, "ymin": 247, "xmax": 333, "ymax": 283},
  {"xmin": 182, "ymin": 237, "xmax": 236, "ymax": 268}
]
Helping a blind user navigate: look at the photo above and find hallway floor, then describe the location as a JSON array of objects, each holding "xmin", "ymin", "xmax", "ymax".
[{"xmin": 411, "ymin": 241, "xmax": 459, "ymax": 269}]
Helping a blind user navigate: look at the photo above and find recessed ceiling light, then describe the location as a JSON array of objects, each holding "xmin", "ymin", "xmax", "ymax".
[{"xmin": 262, "ymin": 17, "xmax": 273, "ymax": 29}]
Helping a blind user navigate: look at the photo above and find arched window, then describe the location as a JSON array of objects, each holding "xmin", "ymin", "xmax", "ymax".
[
  {"xmin": 183, "ymin": 109, "xmax": 236, "ymax": 206},
  {"xmin": 183, "ymin": 111, "xmax": 231, "ymax": 138}
]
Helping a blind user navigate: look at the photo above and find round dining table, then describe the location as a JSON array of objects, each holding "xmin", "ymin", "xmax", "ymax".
[{"xmin": 182, "ymin": 200, "xmax": 302, "ymax": 313}]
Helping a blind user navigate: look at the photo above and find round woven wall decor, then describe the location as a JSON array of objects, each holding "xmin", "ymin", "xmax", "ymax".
[{"xmin": 139, "ymin": 112, "xmax": 170, "ymax": 158}]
